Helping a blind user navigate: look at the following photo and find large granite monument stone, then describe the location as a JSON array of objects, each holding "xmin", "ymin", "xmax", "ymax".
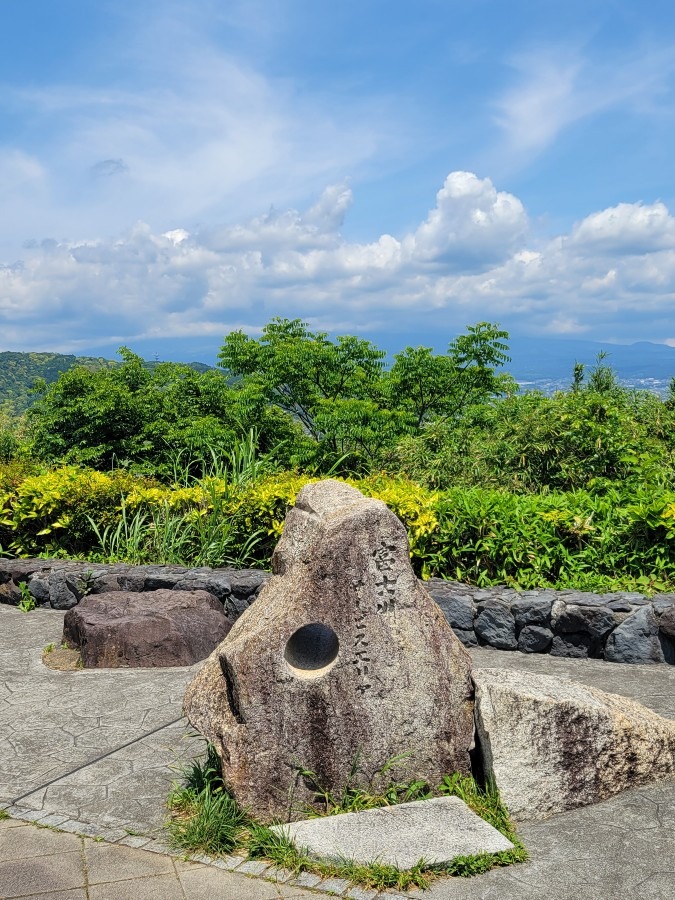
[{"xmin": 183, "ymin": 480, "xmax": 475, "ymax": 821}]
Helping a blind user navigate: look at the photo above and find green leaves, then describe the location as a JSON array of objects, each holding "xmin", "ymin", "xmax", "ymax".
[{"xmin": 219, "ymin": 317, "xmax": 511, "ymax": 473}]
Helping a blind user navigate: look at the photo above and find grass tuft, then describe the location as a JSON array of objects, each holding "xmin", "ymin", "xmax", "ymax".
[{"xmin": 165, "ymin": 743, "xmax": 528, "ymax": 889}]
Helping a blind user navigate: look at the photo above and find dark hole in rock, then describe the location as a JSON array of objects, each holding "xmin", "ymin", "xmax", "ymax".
[
  {"xmin": 284, "ymin": 622, "xmax": 339, "ymax": 672},
  {"xmin": 659, "ymin": 632, "xmax": 675, "ymax": 665}
]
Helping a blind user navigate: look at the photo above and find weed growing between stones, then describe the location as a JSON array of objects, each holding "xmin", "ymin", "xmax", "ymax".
[
  {"xmin": 294, "ymin": 750, "xmax": 433, "ymax": 816},
  {"xmin": 166, "ymin": 743, "xmax": 527, "ymax": 890},
  {"xmin": 17, "ymin": 581, "xmax": 36, "ymax": 612},
  {"xmin": 0, "ymin": 808, "xmax": 8, "ymax": 820}
]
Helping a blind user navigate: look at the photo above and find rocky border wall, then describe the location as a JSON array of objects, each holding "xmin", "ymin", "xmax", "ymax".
[
  {"xmin": 0, "ymin": 559, "xmax": 270, "ymax": 622},
  {"xmin": 1, "ymin": 560, "xmax": 674, "ymax": 665}
]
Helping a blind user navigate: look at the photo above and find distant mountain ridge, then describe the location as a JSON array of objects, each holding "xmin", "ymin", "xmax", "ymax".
[
  {"xmin": 0, "ymin": 351, "xmax": 212, "ymax": 415},
  {"xmin": 3, "ymin": 336, "xmax": 675, "ymax": 416}
]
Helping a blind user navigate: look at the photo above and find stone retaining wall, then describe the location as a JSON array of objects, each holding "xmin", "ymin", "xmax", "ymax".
[
  {"xmin": 0, "ymin": 559, "xmax": 270, "ymax": 621},
  {"xmin": 1, "ymin": 559, "xmax": 674, "ymax": 665},
  {"xmin": 425, "ymin": 579, "xmax": 675, "ymax": 666}
]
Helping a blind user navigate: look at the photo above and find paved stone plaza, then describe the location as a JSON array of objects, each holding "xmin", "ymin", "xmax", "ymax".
[{"xmin": 1, "ymin": 604, "xmax": 674, "ymax": 899}]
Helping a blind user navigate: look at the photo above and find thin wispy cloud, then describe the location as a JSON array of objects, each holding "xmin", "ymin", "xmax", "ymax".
[{"xmin": 494, "ymin": 41, "xmax": 675, "ymax": 165}]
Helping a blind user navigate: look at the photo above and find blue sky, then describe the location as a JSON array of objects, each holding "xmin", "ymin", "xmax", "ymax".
[{"xmin": 2, "ymin": 0, "xmax": 675, "ymax": 361}]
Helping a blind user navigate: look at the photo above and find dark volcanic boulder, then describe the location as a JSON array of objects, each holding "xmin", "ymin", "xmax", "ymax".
[{"xmin": 63, "ymin": 590, "xmax": 233, "ymax": 668}]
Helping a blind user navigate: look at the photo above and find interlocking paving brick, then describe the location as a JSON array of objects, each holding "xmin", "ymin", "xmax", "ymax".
[
  {"xmin": 85, "ymin": 840, "xmax": 174, "ymax": 883},
  {"xmin": 235, "ymin": 858, "xmax": 271, "ymax": 876},
  {"xmin": 317, "ymin": 876, "xmax": 352, "ymax": 896}
]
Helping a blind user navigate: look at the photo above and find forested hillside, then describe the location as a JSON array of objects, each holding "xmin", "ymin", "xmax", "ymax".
[{"xmin": 0, "ymin": 351, "xmax": 211, "ymax": 414}]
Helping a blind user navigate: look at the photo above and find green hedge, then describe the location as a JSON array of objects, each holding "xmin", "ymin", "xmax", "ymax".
[{"xmin": 1, "ymin": 464, "xmax": 674, "ymax": 591}]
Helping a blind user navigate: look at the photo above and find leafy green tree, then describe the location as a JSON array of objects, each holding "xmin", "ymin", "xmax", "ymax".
[
  {"xmin": 219, "ymin": 319, "xmax": 386, "ymax": 439},
  {"xmin": 386, "ymin": 323, "xmax": 514, "ymax": 428},
  {"xmin": 219, "ymin": 317, "xmax": 513, "ymax": 471},
  {"xmin": 219, "ymin": 318, "xmax": 396, "ymax": 469},
  {"xmin": 27, "ymin": 349, "xmax": 296, "ymax": 476},
  {"xmin": 391, "ymin": 376, "xmax": 675, "ymax": 494}
]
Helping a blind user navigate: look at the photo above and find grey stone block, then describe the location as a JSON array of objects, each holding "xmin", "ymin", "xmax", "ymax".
[
  {"xmin": 235, "ymin": 859, "xmax": 270, "ymax": 876},
  {"xmin": 11, "ymin": 808, "xmax": 46, "ymax": 823},
  {"xmin": 452, "ymin": 627, "xmax": 478, "ymax": 647},
  {"xmin": 345, "ymin": 886, "xmax": 379, "ymax": 900},
  {"xmin": 90, "ymin": 574, "xmax": 122, "ymax": 593},
  {"xmin": 605, "ymin": 607, "xmax": 665, "ymax": 664},
  {"xmin": 427, "ymin": 590, "xmax": 474, "ymax": 631},
  {"xmin": 27, "ymin": 574, "xmax": 51, "ymax": 604},
  {"xmin": 556, "ymin": 604, "xmax": 615, "ymax": 642},
  {"xmin": 48, "ymin": 572, "xmax": 79, "ymax": 610},
  {"xmin": 317, "ymin": 876, "xmax": 352, "ymax": 895},
  {"xmin": 511, "ymin": 595, "xmax": 553, "ymax": 628},
  {"xmin": 290, "ymin": 870, "xmax": 323, "ymax": 888},
  {"xmin": 175, "ymin": 573, "xmax": 232, "ymax": 601},
  {"xmin": 189, "ymin": 852, "xmax": 216, "ymax": 864},
  {"xmin": 37, "ymin": 813, "xmax": 70, "ymax": 827},
  {"xmin": 143, "ymin": 839, "xmax": 174, "ymax": 854},
  {"xmin": 654, "ymin": 594, "xmax": 675, "ymax": 615},
  {"xmin": 210, "ymin": 854, "xmax": 244, "ymax": 870},
  {"xmin": 118, "ymin": 835, "xmax": 152, "ymax": 849},
  {"xmin": 98, "ymin": 827, "xmax": 129, "ymax": 843},
  {"xmin": 608, "ymin": 599, "xmax": 633, "ymax": 612},
  {"xmin": 658, "ymin": 606, "xmax": 675, "ymax": 638},
  {"xmin": 56, "ymin": 819, "xmax": 89, "ymax": 834},
  {"xmin": 273, "ymin": 797, "xmax": 513, "ymax": 869},
  {"xmin": 518, "ymin": 625, "xmax": 553, "ymax": 654},
  {"xmin": 474, "ymin": 603, "xmax": 517, "ymax": 650},
  {"xmin": 550, "ymin": 632, "xmax": 594, "ymax": 658},
  {"xmin": 263, "ymin": 865, "xmax": 294, "ymax": 883}
]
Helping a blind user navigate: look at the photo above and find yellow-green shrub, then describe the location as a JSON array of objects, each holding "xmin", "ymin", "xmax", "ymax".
[{"xmin": 0, "ymin": 466, "xmax": 146, "ymax": 556}]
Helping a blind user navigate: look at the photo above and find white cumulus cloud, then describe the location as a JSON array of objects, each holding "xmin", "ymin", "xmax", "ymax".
[{"xmin": 2, "ymin": 171, "xmax": 675, "ymax": 352}]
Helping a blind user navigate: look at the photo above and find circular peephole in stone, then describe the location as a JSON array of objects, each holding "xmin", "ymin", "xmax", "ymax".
[{"xmin": 284, "ymin": 622, "xmax": 339, "ymax": 675}]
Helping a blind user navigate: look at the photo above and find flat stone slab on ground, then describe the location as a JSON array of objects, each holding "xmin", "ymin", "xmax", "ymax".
[{"xmin": 272, "ymin": 797, "xmax": 513, "ymax": 868}]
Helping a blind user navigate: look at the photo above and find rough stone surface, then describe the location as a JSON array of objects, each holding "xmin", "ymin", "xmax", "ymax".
[
  {"xmin": 425, "ymin": 586, "xmax": 474, "ymax": 631},
  {"xmin": 653, "ymin": 594, "xmax": 675, "ymax": 614},
  {"xmin": 659, "ymin": 605, "xmax": 675, "ymax": 638},
  {"xmin": 272, "ymin": 797, "xmax": 513, "ymax": 868},
  {"xmin": 183, "ymin": 480, "xmax": 474, "ymax": 822},
  {"xmin": 3, "ymin": 556, "xmax": 675, "ymax": 665},
  {"xmin": 3, "ymin": 605, "xmax": 675, "ymax": 899},
  {"xmin": 452, "ymin": 627, "xmax": 478, "ymax": 647},
  {"xmin": 48, "ymin": 572, "xmax": 82, "ymax": 610},
  {"xmin": 473, "ymin": 667, "xmax": 675, "ymax": 822},
  {"xmin": 556, "ymin": 604, "xmax": 615, "ymax": 643},
  {"xmin": 0, "ymin": 560, "xmax": 268, "ymax": 616},
  {"xmin": 550, "ymin": 632, "xmax": 594, "ymax": 658},
  {"xmin": 63, "ymin": 590, "xmax": 233, "ymax": 668},
  {"xmin": 511, "ymin": 595, "xmax": 553, "ymax": 629},
  {"xmin": 605, "ymin": 606, "xmax": 665, "ymax": 664},
  {"xmin": 474, "ymin": 603, "xmax": 517, "ymax": 650},
  {"xmin": 518, "ymin": 625, "xmax": 553, "ymax": 654}
]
